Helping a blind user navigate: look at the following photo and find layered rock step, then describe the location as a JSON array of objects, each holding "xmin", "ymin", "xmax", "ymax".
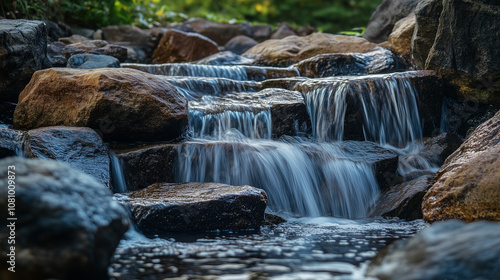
[{"xmin": 116, "ymin": 182, "xmax": 267, "ymax": 234}]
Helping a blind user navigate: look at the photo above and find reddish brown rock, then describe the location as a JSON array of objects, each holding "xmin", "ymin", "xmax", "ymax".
[
  {"xmin": 243, "ymin": 33, "xmax": 383, "ymax": 67},
  {"xmin": 152, "ymin": 29, "xmax": 220, "ymax": 63},
  {"xmin": 422, "ymin": 110, "xmax": 500, "ymax": 222},
  {"xmin": 14, "ymin": 68, "xmax": 188, "ymax": 142}
]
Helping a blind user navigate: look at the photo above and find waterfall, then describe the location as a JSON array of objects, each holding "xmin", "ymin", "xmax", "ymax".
[
  {"xmin": 109, "ymin": 150, "xmax": 128, "ymax": 193},
  {"xmin": 175, "ymin": 138, "xmax": 380, "ymax": 218},
  {"xmin": 165, "ymin": 77, "xmax": 260, "ymax": 101},
  {"xmin": 122, "ymin": 63, "xmax": 249, "ymax": 80}
]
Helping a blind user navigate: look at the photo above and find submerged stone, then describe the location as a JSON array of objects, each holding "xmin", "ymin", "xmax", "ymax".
[{"xmin": 118, "ymin": 182, "xmax": 267, "ymax": 234}]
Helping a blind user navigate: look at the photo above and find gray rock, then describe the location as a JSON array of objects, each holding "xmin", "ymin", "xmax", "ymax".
[
  {"xmin": 70, "ymin": 26, "xmax": 94, "ymax": 38},
  {"xmin": 367, "ymin": 221, "xmax": 500, "ymax": 280},
  {"xmin": 423, "ymin": 132, "xmax": 463, "ymax": 164},
  {"xmin": 0, "ymin": 19, "xmax": 51, "ymax": 102},
  {"xmin": 196, "ymin": 51, "xmax": 255, "ymax": 65},
  {"xmin": 117, "ymin": 182, "xmax": 267, "ymax": 234},
  {"xmin": 24, "ymin": 126, "xmax": 111, "ymax": 188},
  {"xmin": 411, "ymin": 0, "xmax": 443, "ymax": 69},
  {"xmin": 43, "ymin": 20, "xmax": 71, "ymax": 42},
  {"xmin": 67, "ymin": 54, "xmax": 120, "ymax": 69},
  {"xmin": 271, "ymin": 22, "xmax": 297, "ymax": 39},
  {"xmin": 47, "ymin": 41, "xmax": 68, "ymax": 67},
  {"xmin": 363, "ymin": 0, "xmax": 418, "ymax": 43},
  {"xmin": 0, "ymin": 128, "xmax": 23, "ymax": 159},
  {"xmin": 224, "ymin": 35, "xmax": 258, "ymax": 55},
  {"xmin": 0, "ymin": 157, "xmax": 129, "ymax": 280}
]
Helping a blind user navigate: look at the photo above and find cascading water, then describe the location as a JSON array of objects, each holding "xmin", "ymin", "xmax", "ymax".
[{"xmin": 123, "ymin": 63, "xmax": 250, "ymax": 80}]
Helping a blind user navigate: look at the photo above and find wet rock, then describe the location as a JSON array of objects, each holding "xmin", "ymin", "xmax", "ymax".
[
  {"xmin": 43, "ymin": 20, "xmax": 71, "ymax": 42},
  {"xmin": 261, "ymin": 77, "xmax": 311, "ymax": 91},
  {"xmin": 24, "ymin": 126, "xmax": 111, "ymax": 188},
  {"xmin": 119, "ymin": 182, "xmax": 267, "ymax": 234},
  {"xmin": 371, "ymin": 175, "xmax": 433, "ymax": 220},
  {"xmin": 243, "ymin": 33, "xmax": 382, "ymax": 67},
  {"xmin": 62, "ymin": 40, "xmax": 128, "ymax": 62},
  {"xmin": 367, "ymin": 220, "xmax": 500, "ymax": 280},
  {"xmin": 47, "ymin": 41, "xmax": 68, "ymax": 67},
  {"xmin": 294, "ymin": 49, "xmax": 404, "ymax": 78},
  {"xmin": 424, "ymin": 0, "xmax": 500, "ymax": 104},
  {"xmin": 58, "ymin": 34, "xmax": 91, "ymax": 45},
  {"xmin": 363, "ymin": 0, "xmax": 418, "ymax": 43},
  {"xmin": 0, "ymin": 157, "xmax": 130, "ymax": 280},
  {"xmin": 67, "ymin": 54, "xmax": 120, "ymax": 69},
  {"xmin": 0, "ymin": 102, "xmax": 16, "ymax": 128},
  {"xmin": 14, "ymin": 68, "xmax": 188, "ymax": 142},
  {"xmin": 423, "ymin": 132, "xmax": 463, "ymax": 165},
  {"xmin": 180, "ymin": 18, "xmax": 250, "ymax": 46},
  {"xmin": 422, "ymin": 110, "xmax": 500, "ymax": 222},
  {"xmin": 117, "ymin": 144, "xmax": 178, "ymax": 191},
  {"xmin": 196, "ymin": 51, "xmax": 255, "ymax": 65},
  {"xmin": 152, "ymin": 29, "xmax": 219, "ymax": 64},
  {"xmin": 271, "ymin": 22, "xmax": 298, "ymax": 39},
  {"xmin": 411, "ymin": 0, "xmax": 442, "ymax": 69},
  {"xmin": 247, "ymin": 24, "xmax": 273, "ymax": 42},
  {"xmin": 102, "ymin": 25, "xmax": 157, "ymax": 63},
  {"xmin": 0, "ymin": 128, "xmax": 23, "ymax": 159},
  {"xmin": 264, "ymin": 213, "xmax": 287, "ymax": 226},
  {"xmin": 224, "ymin": 35, "xmax": 258, "ymax": 55},
  {"xmin": 383, "ymin": 13, "xmax": 415, "ymax": 60},
  {"xmin": 0, "ymin": 19, "xmax": 51, "ymax": 102}
]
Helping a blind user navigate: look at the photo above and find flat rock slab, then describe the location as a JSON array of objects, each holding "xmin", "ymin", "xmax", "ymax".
[{"xmin": 118, "ymin": 182, "xmax": 267, "ymax": 234}]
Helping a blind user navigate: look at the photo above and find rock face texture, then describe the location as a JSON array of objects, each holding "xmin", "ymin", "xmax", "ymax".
[
  {"xmin": 384, "ymin": 13, "xmax": 416, "ymax": 59},
  {"xmin": 152, "ymin": 29, "xmax": 220, "ymax": 63},
  {"xmin": 363, "ymin": 0, "xmax": 418, "ymax": 43},
  {"xmin": 243, "ymin": 33, "xmax": 382, "ymax": 67},
  {"xmin": 14, "ymin": 68, "xmax": 189, "ymax": 142},
  {"xmin": 119, "ymin": 182, "xmax": 268, "ymax": 234},
  {"xmin": 411, "ymin": 0, "xmax": 443, "ymax": 69},
  {"xmin": 367, "ymin": 221, "xmax": 500, "ymax": 280},
  {"xmin": 422, "ymin": 110, "xmax": 500, "ymax": 222},
  {"xmin": 0, "ymin": 19, "xmax": 51, "ymax": 102},
  {"xmin": 24, "ymin": 126, "xmax": 111, "ymax": 188},
  {"xmin": 0, "ymin": 128, "xmax": 23, "ymax": 159},
  {"xmin": 418, "ymin": 0, "xmax": 500, "ymax": 103},
  {"xmin": 0, "ymin": 157, "xmax": 129, "ymax": 280}
]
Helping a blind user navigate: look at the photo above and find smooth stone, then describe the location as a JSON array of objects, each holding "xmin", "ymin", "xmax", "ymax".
[
  {"xmin": 224, "ymin": 35, "xmax": 258, "ymax": 55},
  {"xmin": 67, "ymin": 54, "xmax": 120, "ymax": 69}
]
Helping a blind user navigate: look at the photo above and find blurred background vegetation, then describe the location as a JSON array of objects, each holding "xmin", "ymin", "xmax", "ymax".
[{"xmin": 0, "ymin": 0, "xmax": 381, "ymax": 33}]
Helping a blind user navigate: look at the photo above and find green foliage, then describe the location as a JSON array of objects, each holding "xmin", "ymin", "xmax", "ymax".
[{"xmin": 0, "ymin": 0, "xmax": 382, "ymax": 33}]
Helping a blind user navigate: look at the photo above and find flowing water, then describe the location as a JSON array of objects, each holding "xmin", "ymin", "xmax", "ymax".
[{"xmin": 112, "ymin": 64, "xmax": 438, "ymax": 279}]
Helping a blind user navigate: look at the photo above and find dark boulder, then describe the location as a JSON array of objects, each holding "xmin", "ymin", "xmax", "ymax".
[
  {"xmin": 47, "ymin": 41, "xmax": 68, "ymax": 67},
  {"xmin": 0, "ymin": 19, "xmax": 51, "ymax": 102},
  {"xmin": 117, "ymin": 182, "xmax": 267, "ymax": 234},
  {"xmin": 411, "ymin": 0, "xmax": 443, "ymax": 69},
  {"xmin": 67, "ymin": 54, "xmax": 120, "ymax": 69},
  {"xmin": 423, "ymin": 132, "xmax": 463, "ymax": 164},
  {"xmin": 43, "ymin": 20, "xmax": 71, "ymax": 42},
  {"xmin": 224, "ymin": 35, "xmax": 258, "ymax": 55},
  {"xmin": 367, "ymin": 221, "xmax": 500, "ymax": 280},
  {"xmin": 24, "ymin": 126, "xmax": 111, "ymax": 188},
  {"xmin": 0, "ymin": 157, "xmax": 129, "ymax": 280},
  {"xmin": 363, "ymin": 0, "xmax": 418, "ymax": 43}
]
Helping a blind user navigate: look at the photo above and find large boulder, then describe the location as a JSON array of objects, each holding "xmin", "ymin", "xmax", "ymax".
[
  {"xmin": 382, "ymin": 13, "xmax": 416, "ymax": 59},
  {"xmin": 424, "ymin": 0, "xmax": 500, "ymax": 103},
  {"xmin": 62, "ymin": 40, "xmax": 128, "ymax": 62},
  {"xmin": 411, "ymin": 0, "xmax": 443, "ymax": 69},
  {"xmin": 363, "ymin": 0, "xmax": 418, "ymax": 43},
  {"xmin": 118, "ymin": 182, "xmax": 268, "ymax": 234},
  {"xmin": 152, "ymin": 29, "xmax": 220, "ymax": 63},
  {"xmin": 24, "ymin": 126, "xmax": 111, "ymax": 188},
  {"xmin": 294, "ymin": 49, "xmax": 405, "ymax": 78},
  {"xmin": 367, "ymin": 221, "xmax": 500, "ymax": 280},
  {"xmin": 0, "ymin": 19, "xmax": 51, "ymax": 102},
  {"xmin": 67, "ymin": 54, "xmax": 120, "ymax": 69},
  {"xmin": 0, "ymin": 157, "xmax": 129, "ymax": 280},
  {"xmin": 14, "ymin": 68, "xmax": 189, "ymax": 142},
  {"xmin": 224, "ymin": 35, "xmax": 258, "ymax": 55},
  {"xmin": 422, "ymin": 110, "xmax": 500, "ymax": 222},
  {"xmin": 243, "ymin": 33, "xmax": 382, "ymax": 67},
  {"xmin": 0, "ymin": 128, "xmax": 23, "ymax": 159}
]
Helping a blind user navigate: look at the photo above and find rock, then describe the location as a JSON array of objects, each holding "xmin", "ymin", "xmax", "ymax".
[
  {"xmin": 423, "ymin": 132, "xmax": 463, "ymax": 164},
  {"xmin": 271, "ymin": 22, "xmax": 298, "ymax": 39},
  {"xmin": 366, "ymin": 221, "xmax": 500, "ymax": 280},
  {"xmin": 24, "ymin": 126, "xmax": 111, "ymax": 188},
  {"xmin": 0, "ymin": 102, "xmax": 16, "ymax": 128},
  {"xmin": 152, "ymin": 29, "xmax": 220, "ymax": 64},
  {"xmin": 243, "ymin": 33, "xmax": 382, "ymax": 67},
  {"xmin": 62, "ymin": 40, "xmax": 128, "ymax": 62},
  {"xmin": 67, "ymin": 54, "xmax": 120, "ymax": 69},
  {"xmin": 422, "ymin": 110, "xmax": 500, "ymax": 222},
  {"xmin": 383, "ymin": 13, "xmax": 416, "ymax": 59},
  {"xmin": 0, "ymin": 19, "xmax": 51, "ymax": 102},
  {"xmin": 70, "ymin": 26, "xmax": 94, "ymax": 38},
  {"xmin": 371, "ymin": 175, "xmax": 433, "ymax": 220},
  {"xmin": 0, "ymin": 128, "xmax": 23, "ymax": 159},
  {"xmin": 411, "ymin": 0, "xmax": 443, "ymax": 69},
  {"xmin": 264, "ymin": 213, "xmax": 287, "ymax": 226},
  {"xmin": 196, "ymin": 51, "xmax": 255, "ymax": 65},
  {"xmin": 424, "ymin": 0, "xmax": 500, "ymax": 104},
  {"xmin": 43, "ymin": 20, "xmax": 71, "ymax": 42},
  {"xmin": 102, "ymin": 25, "xmax": 156, "ymax": 63},
  {"xmin": 93, "ymin": 29, "xmax": 103, "ymax": 40},
  {"xmin": 246, "ymin": 24, "xmax": 273, "ymax": 42},
  {"xmin": 224, "ymin": 35, "xmax": 258, "ymax": 55},
  {"xmin": 0, "ymin": 157, "xmax": 129, "ymax": 280},
  {"xmin": 47, "ymin": 41, "xmax": 68, "ymax": 67},
  {"xmin": 181, "ymin": 18, "xmax": 250, "ymax": 46},
  {"xmin": 58, "ymin": 34, "xmax": 90, "ymax": 45},
  {"xmin": 119, "ymin": 182, "xmax": 267, "ymax": 234},
  {"xmin": 363, "ymin": 0, "xmax": 418, "ymax": 43},
  {"xmin": 14, "ymin": 68, "xmax": 189, "ymax": 142},
  {"xmin": 294, "ymin": 49, "xmax": 405, "ymax": 78}
]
